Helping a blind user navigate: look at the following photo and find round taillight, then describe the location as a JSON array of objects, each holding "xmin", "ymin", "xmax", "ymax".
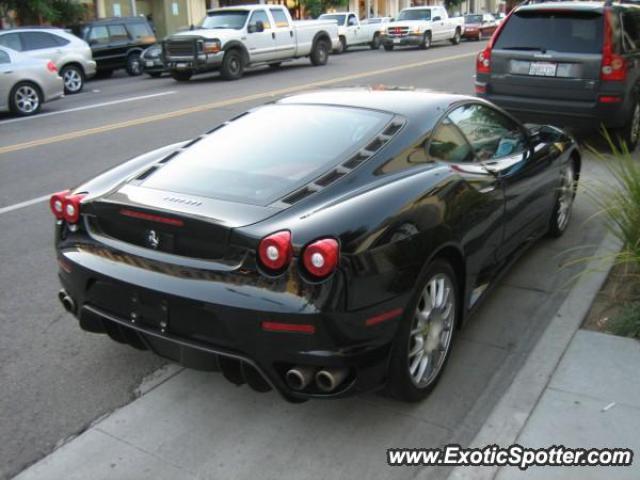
[
  {"xmin": 302, "ymin": 238, "xmax": 339, "ymax": 279},
  {"xmin": 62, "ymin": 194, "xmax": 86, "ymax": 224},
  {"xmin": 258, "ymin": 231, "xmax": 292, "ymax": 272},
  {"xmin": 49, "ymin": 190, "xmax": 70, "ymax": 220}
]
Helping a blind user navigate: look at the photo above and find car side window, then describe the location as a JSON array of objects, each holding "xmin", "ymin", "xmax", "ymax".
[
  {"xmin": 21, "ymin": 32, "xmax": 61, "ymax": 50},
  {"xmin": 448, "ymin": 104, "xmax": 526, "ymax": 161},
  {"xmin": 427, "ymin": 119, "xmax": 475, "ymax": 164},
  {"xmin": 348, "ymin": 14, "xmax": 357, "ymax": 26},
  {"xmin": 249, "ymin": 10, "xmax": 271, "ymax": 30},
  {"xmin": 622, "ymin": 11, "xmax": 640, "ymax": 52},
  {"xmin": 108, "ymin": 25, "xmax": 130, "ymax": 42},
  {"xmin": 0, "ymin": 33, "xmax": 23, "ymax": 51},
  {"xmin": 88, "ymin": 26, "xmax": 109, "ymax": 45},
  {"xmin": 270, "ymin": 9, "xmax": 289, "ymax": 28},
  {"xmin": 127, "ymin": 22, "xmax": 154, "ymax": 39},
  {"xmin": 0, "ymin": 50, "xmax": 10, "ymax": 64}
]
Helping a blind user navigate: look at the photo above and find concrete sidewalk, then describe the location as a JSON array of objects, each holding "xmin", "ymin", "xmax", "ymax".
[{"xmin": 495, "ymin": 330, "xmax": 640, "ymax": 480}]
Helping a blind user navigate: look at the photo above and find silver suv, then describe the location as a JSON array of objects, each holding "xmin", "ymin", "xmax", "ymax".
[{"xmin": 0, "ymin": 28, "xmax": 96, "ymax": 94}]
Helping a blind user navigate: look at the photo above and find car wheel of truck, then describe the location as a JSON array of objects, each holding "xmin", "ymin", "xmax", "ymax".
[
  {"xmin": 387, "ymin": 259, "xmax": 458, "ymax": 402},
  {"xmin": 617, "ymin": 99, "xmax": 640, "ymax": 152},
  {"xmin": 420, "ymin": 32, "xmax": 431, "ymax": 49},
  {"xmin": 126, "ymin": 53, "xmax": 143, "ymax": 76},
  {"xmin": 171, "ymin": 70, "xmax": 192, "ymax": 82},
  {"xmin": 310, "ymin": 39, "xmax": 329, "ymax": 66},
  {"xmin": 384, "ymin": 44, "xmax": 394, "ymax": 51},
  {"xmin": 451, "ymin": 28, "xmax": 461, "ymax": 45},
  {"xmin": 370, "ymin": 33, "xmax": 382, "ymax": 50},
  {"xmin": 221, "ymin": 50, "xmax": 244, "ymax": 80}
]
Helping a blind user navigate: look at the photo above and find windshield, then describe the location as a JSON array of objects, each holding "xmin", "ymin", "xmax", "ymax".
[
  {"xmin": 319, "ymin": 14, "xmax": 346, "ymax": 25},
  {"xmin": 494, "ymin": 10, "xmax": 603, "ymax": 53},
  {"xmin": 200, "ymin": 10, "xmax": 248, "ymax": 30},
  {"xmin": 465, "ymin": 15, "xmax": 482, "ymax": 24},
  {"xmin": 142, "ymin": 105, "xmax": 393, "ymax": 205},
  {"xmin": 397, "ymin": 9, "xmax": 431, "ymax": 21}
]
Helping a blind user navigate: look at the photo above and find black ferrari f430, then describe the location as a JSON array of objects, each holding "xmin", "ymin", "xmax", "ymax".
[{"xmin": 52, "ymin": 88, "xmax": 580, "ymax": 402}]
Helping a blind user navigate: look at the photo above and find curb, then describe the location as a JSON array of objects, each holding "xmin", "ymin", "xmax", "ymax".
[{"xmin": 447, "ymin": 233, "xmax": 622, "ymax": 480}]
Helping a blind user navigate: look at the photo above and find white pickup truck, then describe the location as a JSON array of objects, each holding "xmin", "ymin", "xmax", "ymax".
[
  {"xmin": 163, "ymin": 5, "xmax": 339, "ymax": 81},
  {"xmin": 318, "ymin": 12, "xmax": 384, "ymax": 52},
  {"xmin": 382, "ymin": 6, "xmax": 464, "ymax": 50}
]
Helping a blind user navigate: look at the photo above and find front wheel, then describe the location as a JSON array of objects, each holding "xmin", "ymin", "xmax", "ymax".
[
  {"xmin": 420, "ymin": 32, "xmax": 432, "ymax": 50},
  {"xmin": 387, "ymin": 259, "xmax": 458, "ymax": 402},
  {"xmin": 310, "ymin": 39, "xmax": 329, "ymax": 66},
  {"xmin": 221, "ymin": 50, "xmax": 244, "ymax": 80},
  {"xmin": 451, "ymin": 28, "xmax": 461, "ymax": 45},
  {"xmin": 61, "ymin": 65, "xmax": 84, "ymax": 94},
  {"xmin": 10, "ymin": 82, "xmax": 42, "ymax": 116},
  {"xmin": 125, "ymin": 53, "xmax": 143, "ymax": 76},
  {"xmin": 547, "ymin": 161, "xmax": 577, "ymax": 237}
]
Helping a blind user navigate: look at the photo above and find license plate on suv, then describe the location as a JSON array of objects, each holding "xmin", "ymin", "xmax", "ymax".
[{"xmin": 529, "ymin": 62, "xmax": 557, "ymax": 77}]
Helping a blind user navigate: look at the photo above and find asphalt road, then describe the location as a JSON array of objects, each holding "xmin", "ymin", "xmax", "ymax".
[{"xmin": 0, "ymin": 41, "xmax": 608, "ymax": 479}]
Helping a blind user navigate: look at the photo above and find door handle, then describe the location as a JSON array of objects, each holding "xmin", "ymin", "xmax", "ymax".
[
  {"xmin": 272, "ymin": 32, "xmax": 276, "ymax": 39},
  {"xmin": 289, "ymin": 30, "xmax": 293, "ymax": 37}
]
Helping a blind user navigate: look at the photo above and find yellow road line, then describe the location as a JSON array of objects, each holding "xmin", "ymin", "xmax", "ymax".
[{"xmin": 0, "ymin": 51, "xmax": 477, "ymax": 156}]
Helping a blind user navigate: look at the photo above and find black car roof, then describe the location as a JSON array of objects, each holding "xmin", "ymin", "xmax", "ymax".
[
  {"xmin": 277, "ymin": 87, "xmax": 470, "ymax": 124},
  {"xmin": 78, "ymin": 17, "xmax": 149, "ymax": 26}
]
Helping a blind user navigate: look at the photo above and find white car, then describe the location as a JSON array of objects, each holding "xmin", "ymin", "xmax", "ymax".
[
  {"xmin": 0, "ymin": 28, "xmax": 96, "ymax": 94},
  {"xmin": 363, "ymin": 17, "xmax": 392, "ymax": 25},
  {"xmin": 318, "ymin": 12, "xmax": 385, "ymax": 52},
  {"xmin": 0, "ymin": 46, "xmax": 63, "ymax": 116},
  {"xmin": 382, "ymin": 6, "xmax": 464, "ymax": 50},
  {"xmin": 163, "ymin": 5, "xmax": 339, "ymax": 81}
]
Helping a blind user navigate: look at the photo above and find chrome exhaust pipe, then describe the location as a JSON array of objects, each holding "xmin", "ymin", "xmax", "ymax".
[
  {"xmin": 58, "ymin": 289, "xmax": 76, "ymax": 314},
  {"xmin": 285, "ymin": 366, "xmax": 316, "ymax": 391},
  {"xmin": 315, "ymin": 368, "xmax": 348, "ymax": 393}
]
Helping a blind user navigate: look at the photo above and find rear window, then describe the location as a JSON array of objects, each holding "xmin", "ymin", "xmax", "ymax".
[
  {"xmin": 494, "ymin": 10, "xmax": 604, "ymax": 54},
  {"xmin": 142, "ymin": 105, "xmax": 393, "ymax": 205}
]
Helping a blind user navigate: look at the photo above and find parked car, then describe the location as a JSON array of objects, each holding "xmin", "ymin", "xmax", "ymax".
[
  {"xmin": 0, "ymin": 28, "xmax": 95, "ymax": 94},
  {"xmin": 382, "ymin": 6, "xmax": 464, "ymax": 50},
  {"xmin": 51, "ymin": 88, "xmax": 580, "ymax": 402},
  {"xmin": 163, "ymin": 5, "xmax": 338, "ymax": 81},
  {"xmin": 475, "ymin": 1, "xmax": 640, "ymax": 150},
  {"xmin": 463, "ymin": 13, "xmax": 498, "ymax": 41},
  {"xmin": 0, "ymin": 46, "xmax": 63, "ymax": 116},
  {"xmin": 141, "ymin": 43, "xmax": 166, "ymax": 78},
  {"xmin": 71, "ymin": 17, "xmax": 156, "ymax": 77},
  {"xmin": 318, "ymin": 12, "xmax": 384, "ymax": 52}
]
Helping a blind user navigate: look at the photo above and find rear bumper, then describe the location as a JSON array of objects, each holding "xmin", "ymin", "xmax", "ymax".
[
  {"xmin": 57, "ymin": 245, "xmax": 408, "ymax": 402},
  {"xmin": 476, "ymin": 79, "xmax": 631, "ymax": 129},
  {"xmin": 84, "ymin": 60, "xmax": 97, "ymax": 78},
  {"xmin": 382, "ymin": 34, "xmax": 423, "ymax": 47}
]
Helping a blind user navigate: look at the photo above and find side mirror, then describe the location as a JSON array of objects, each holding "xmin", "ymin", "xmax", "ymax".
[
  {"xmin": 248, "ymin": 20, "xmax": 265, "ymax": 33},
  {"xmin": 433, "ymin": 16, "xmax": 441, "ymax": 22}
]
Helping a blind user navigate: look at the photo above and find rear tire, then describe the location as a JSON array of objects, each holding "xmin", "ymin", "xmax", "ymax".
[
  {"xmin": 370, "ymin": 33, "xmax": 382, "ymax": 50},
  {"xmin": 10, "ymin": 82, "xmax": 42, "ymax": 116},
  {"xmin": 220, "ymin": 49, "xmax": 244, "ymax": 80},
  {"xmin": 420, "ymin": 32, "xmax": 432, "ymax": 50},
  {"xmin": 125, "ymin": 53, "xmax": 143, "ymax": 76},
  {"xmin": 387, "ymin": 259, "xmax": 458, "ymax": 402},
  {"xmin": 171, "ymin": 70, "xmax": 192, "ymax": 82},
  {"xmin": 451, "ymin": 28, "xmax": 461, "ymax": 45},
  {"xmin": 310, "ymin": 39, "xmax": 329, "ymax": 66},
  {"xmin": 61, "ymin": 64, "xmax": 84, "ymax": 94}
]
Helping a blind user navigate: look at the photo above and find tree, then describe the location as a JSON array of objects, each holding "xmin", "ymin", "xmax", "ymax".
[
  {"xmin": 0, "ymin": 0, "xmax": 84, "ymax": 26},
  {"xmin": 300, "ymin": 0, "xmax": 348, "ymax": 19},
  {"xmin": 443, "ymin": 0, "xmax": 464, "ymax": 12}
]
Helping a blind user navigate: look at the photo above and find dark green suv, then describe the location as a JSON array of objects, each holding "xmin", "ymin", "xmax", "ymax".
[
  {"xmin": 71, "ymin": 17, "xmax": 156, "ymax": 77},
  {"xmin": 476, "ymin": 1, "xmax": 640, "ymax": 150}
]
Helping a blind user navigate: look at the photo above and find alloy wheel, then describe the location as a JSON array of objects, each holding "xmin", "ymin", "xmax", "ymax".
[
  {"xmin": 15, "ymin": 85, "xmax": 40, "ymax": 114},
  {"xmin": 63, "ymin": 68, "xmax": 82, "ymax": 93},
  {"xmin": 407, "ymin": 273, "xmax": 455, "ymax": 387},
  {"xmin": 556, "ymin": 163, "xmax": 575, "ymax": 231}
]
